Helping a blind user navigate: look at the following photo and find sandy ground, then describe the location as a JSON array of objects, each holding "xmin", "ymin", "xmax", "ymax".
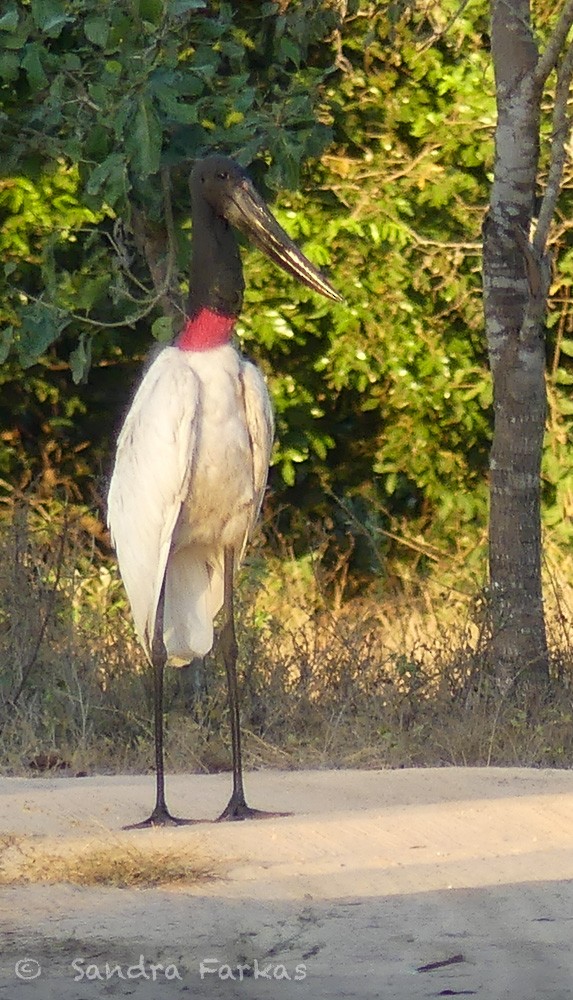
[{"xmin": 0, "ymin": 767, "xmax": 573, "ymax": 999}]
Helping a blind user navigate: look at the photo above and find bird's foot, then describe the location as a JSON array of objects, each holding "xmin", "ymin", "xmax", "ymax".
[
  {"xmin": 123, "ymin": 806, "xmax": 202, "ymax": 829},
  {"xmin": 216, "ymin": 797, "xmax": 291, "ymax": 822}
]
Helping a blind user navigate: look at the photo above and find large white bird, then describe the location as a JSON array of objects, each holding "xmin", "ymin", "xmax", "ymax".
[{"xmin": 108, "ymin": 155, "xmax": 341, "ymax": 826}]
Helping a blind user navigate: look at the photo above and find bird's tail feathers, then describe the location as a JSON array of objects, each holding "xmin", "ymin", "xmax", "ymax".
[{"xmin": 163, "ymin": 548, "xmax": 224, "ymax": 663}]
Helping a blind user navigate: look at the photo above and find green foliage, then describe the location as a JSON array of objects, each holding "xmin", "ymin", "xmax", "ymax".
[
  {"xmin": 0, "ymin": 0, "xmax": 339, "ymax": 496},
  {"xmin": 0, "ymin": 0, "xmax": 338, "ymax": 341},
  {"xmin": 0, "ymin": 0, "xmax": 336, "ymax": 201},
  {"xmin": 1, "ymin": 0, "xmax": 573, "ymax": 591},
  {"xmin": 239, "ymin": 0, "xmax": 494, "ymax": 571}
]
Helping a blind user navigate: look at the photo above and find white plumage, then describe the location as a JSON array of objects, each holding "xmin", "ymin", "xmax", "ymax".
[{"xmin": 107, "ymin": 343, "xmax": 274, "ymax": 666}]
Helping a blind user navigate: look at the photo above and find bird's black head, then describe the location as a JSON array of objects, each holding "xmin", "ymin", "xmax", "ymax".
[
  {"xmin": 187, "ymin": 154, "xmax": 342, "ymax": 319},
  {"xmin": 190, "ymin": 155, "xmax": 248, "ymax": 218}
]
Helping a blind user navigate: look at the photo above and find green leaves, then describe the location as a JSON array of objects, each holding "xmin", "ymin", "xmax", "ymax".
[
  {"xmin": 0, "ymin": 0, "xmax": 340, "ymax": 352},
  {"xmin": 30, "ymin": 0, "xmax": 71, "ymax": 37},
  {"xmin": 69, "ymin": 334, "xmax": 92, "ymax": 385},
  {"xmin": 86, "ymin": 153, "xmax": 126, "ymax": 205},
  {"xmin": 0, "ymin": 0, "xmax": 494, "ymax": 575},
  {"xmin": 0, "ymin": 50, "xmax": 19, "ymax": 81},
  {"xmin": 83, "ymin": 16, "xmax": 110, "ymax": 48},
  {"xmin": 0, "ymin": 328, "xmax": 14, "ymax": 364},
  {"xmin": 167, "ymin": 0, "xmax": 206, "ymax": 13},
  {"xmin": 0, "ymin": 9, "xmax": 19, "ymax": 33},
  {"xmin": 21, "ymin": 43, "xmax": 48, "ymax": 90},
  {"xmin": 151, "ymin": 316, "xmax": 174, "ymax": 342},
  {"xmin": 17, "ymin": 302, "xmax": 70, "ymax": 368},
  {"xmin": 126, "ymin": 99, "xmax": 163, "ymax": 179}
]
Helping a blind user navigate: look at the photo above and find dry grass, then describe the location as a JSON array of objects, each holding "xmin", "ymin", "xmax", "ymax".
[
  {"xmin": 0, "ymin": 833, "xmax": 220, "ymax": 888},
  {"xmin": 1, "ymin": 497, "xmax": 573, "ymax": 777}
]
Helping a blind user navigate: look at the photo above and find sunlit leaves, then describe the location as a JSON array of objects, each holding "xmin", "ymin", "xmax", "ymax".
[
  {"xmin": 233, "ymin": 0, "xmax": 495, "ymax": 565},
  {"xmin": 0, "ymin": 0, "xmax": 340, "ymax": 498},
  {"xmin": 151, "ymin": 316, "xmax": 174, "ymax": 341},
  {"xmin": 3, "ymin": 0, "xmax": 571, "ymax": 584}
]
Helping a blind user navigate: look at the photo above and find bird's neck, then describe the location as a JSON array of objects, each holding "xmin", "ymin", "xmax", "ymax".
[
  {"xmin": 184, "ymin": 194, "xmax": 245, "ymax": 345},
  {"xmin": 176, "ymin": 308, "xmax": 236, "ymax": 352}
]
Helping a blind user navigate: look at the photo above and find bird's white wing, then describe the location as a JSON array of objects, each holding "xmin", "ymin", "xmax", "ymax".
[
  {"xmin": 107, "ymin": 347, "xmax": 199, "ymax": 662},
  {"xmin": 240, "ymin": 359, "xmax": 274, "ymax": 550}
]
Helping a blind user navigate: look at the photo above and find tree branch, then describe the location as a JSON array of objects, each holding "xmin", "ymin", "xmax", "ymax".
[
  {"xmin": 534, "ymin": 0, "xmax": 573, "ymax": 88},
  {"xmin": 533, "ymin": 42, "xmax": 573, "ymax": 253},
  {"xmin": 131, "ymin": 168, "xmax": 185, "ymax": 332},
  {"xmin": 416, "ymin": 0, "xmax": 474, "ymax": 53}
]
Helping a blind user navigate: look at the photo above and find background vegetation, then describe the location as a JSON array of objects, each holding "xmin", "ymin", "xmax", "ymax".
[{"xmin": 1, "ymin": 0, "xmax": 573, "ymax": 773}]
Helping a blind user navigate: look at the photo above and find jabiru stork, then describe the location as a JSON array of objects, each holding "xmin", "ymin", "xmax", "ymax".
[{"xmin": 107, "ymin": 155, "xmax": 341, "ymax": 826}]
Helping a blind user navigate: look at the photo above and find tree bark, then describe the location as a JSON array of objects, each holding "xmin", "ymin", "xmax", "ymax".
[
  {"xmin": 483, "ymin": 0, "xmax": 550, "ymax": 687},
  {"xmin": 131, "ymin": 169, "xmax": 185, "ymax": 332}
]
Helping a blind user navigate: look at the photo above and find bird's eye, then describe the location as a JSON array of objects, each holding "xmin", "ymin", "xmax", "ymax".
[{"xmin": 217, "ymin": 171, "xmax": 229, "ymax": 180}]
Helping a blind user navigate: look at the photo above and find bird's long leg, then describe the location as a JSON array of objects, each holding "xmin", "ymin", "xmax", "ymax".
[
  {"xmin": 217, "ymin": 546, "xmax": 289, "ymax": 822},
  {"xmin": 125, "ymin": 579, "xmax": 199, "ymax": 828}
]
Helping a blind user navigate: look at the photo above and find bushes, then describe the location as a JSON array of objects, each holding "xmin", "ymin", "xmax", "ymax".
[{"xmin": 1, "ymin": 497, "xmax": 573, "ymax": 775}]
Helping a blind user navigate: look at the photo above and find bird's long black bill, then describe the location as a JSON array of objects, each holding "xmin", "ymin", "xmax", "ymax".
[{"xmin": 226, "ymin": 180, "xmax": 343, "ymax": 303}]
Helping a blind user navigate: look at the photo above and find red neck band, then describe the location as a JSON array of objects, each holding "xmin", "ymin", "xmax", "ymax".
[{"xmin": 176, "ymin": 308, "xmax": 236, "ymax": 351}]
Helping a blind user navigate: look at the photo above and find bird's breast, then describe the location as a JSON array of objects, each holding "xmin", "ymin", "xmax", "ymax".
[{"xmin": 172, "ymin": 346, "xmax": 269, "ymax": 552}]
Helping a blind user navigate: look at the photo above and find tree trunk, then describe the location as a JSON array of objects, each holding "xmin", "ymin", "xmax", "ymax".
[{"xmin": 483, "ymin": 0, "xmax": 550, "ymax": 688}]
